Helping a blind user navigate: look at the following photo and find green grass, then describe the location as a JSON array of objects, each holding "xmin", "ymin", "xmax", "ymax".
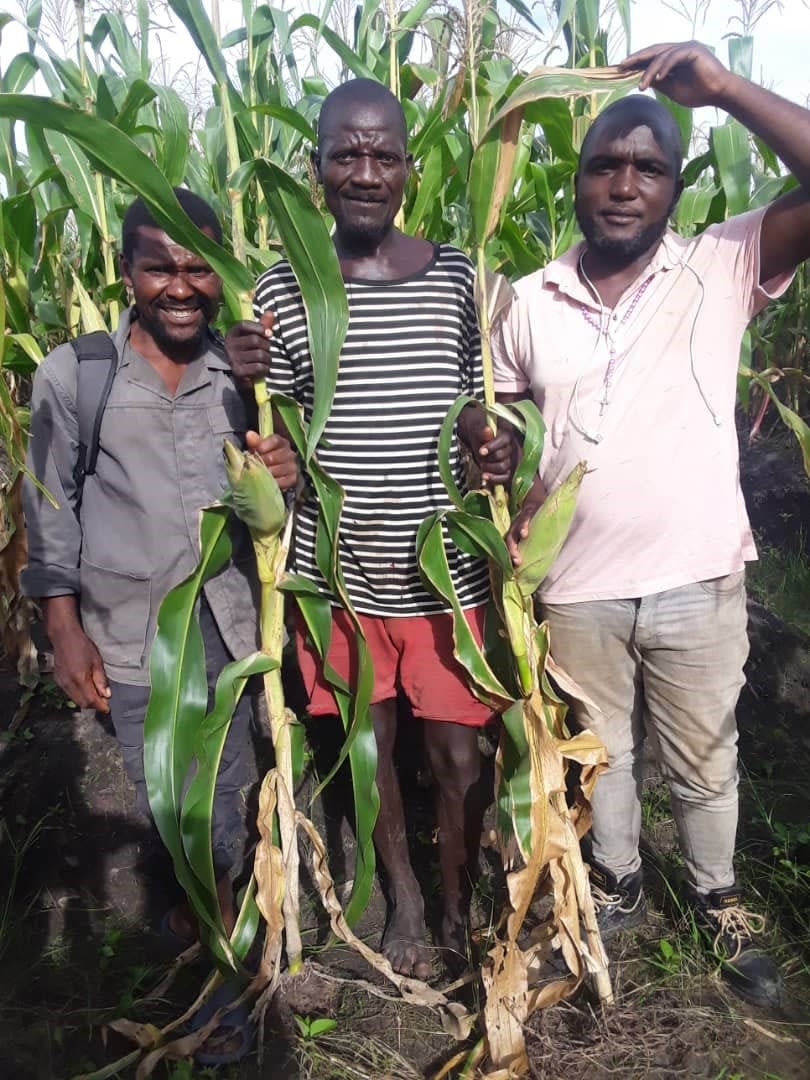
[{"xmin": 747, "ymin": 543, "xmax": 810, "ymax": 638}]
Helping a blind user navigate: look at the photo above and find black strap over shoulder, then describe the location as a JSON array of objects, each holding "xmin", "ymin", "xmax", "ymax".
[{"xmin": 71, "ymin": 331, "xmax": 118, "ymax": 506}]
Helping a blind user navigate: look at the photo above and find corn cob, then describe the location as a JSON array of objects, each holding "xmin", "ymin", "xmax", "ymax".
[
  {"xmin": 222, "ymin": 439, "xmax": 286, "ymax": 538},
  {"xmin": 513, "ymin": 461, "xmax": 587, "ymax": 597}
]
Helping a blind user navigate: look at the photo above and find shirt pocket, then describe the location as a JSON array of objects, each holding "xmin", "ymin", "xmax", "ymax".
[
  {"xmin": 80, "ymin": 560, "xmax": 151, "ymax": 670},
  {"xmin": 207, "ymin": 402, "xmax": 246, "ymax": 440}
]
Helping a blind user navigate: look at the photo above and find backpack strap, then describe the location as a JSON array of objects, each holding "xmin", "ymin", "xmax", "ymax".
[{"xmin": 70, "ymin": 331, "xmax": 118, "ymax": 505}]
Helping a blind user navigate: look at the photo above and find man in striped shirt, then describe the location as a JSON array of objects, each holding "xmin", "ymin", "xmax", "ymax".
[{"xmin": 228, "ymin": 81, "xmax": 513, "ymax": 979}]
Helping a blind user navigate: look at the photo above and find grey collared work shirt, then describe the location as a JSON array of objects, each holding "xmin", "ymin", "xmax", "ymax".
[{"xmin": 21, "ymin": 308, "xmax": 259, "ymax": 685}]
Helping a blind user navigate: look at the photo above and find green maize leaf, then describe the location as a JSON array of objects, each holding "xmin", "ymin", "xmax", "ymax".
[
  {"xmin": 436, "ymin": 393, "xmax": 477, "ymax": 510},
  {"xmin": 500, "ymin": 399, "xmax": 545, "ymax": 515},
  {"xmin": 754, "ymin": 376, "xmax": 810, "ymax": 478},
  {"xmin": 483, "ymin": 598, "xmax": 521, "ymax": 701},
  {"xmin": 45, "ymin": 130, "xmax": 104, "ymax": 231},
  {"xmin": 655, "ymin": 92, "xmax": 691, "ymax": 164},
  {"xmin": 409, "ymin": 100, "xmax": 455, "ymax": 163},
  {"xmin": 272, "ymin": 396, "xmax": 378, "ymax": 925},
  {"xmin": 168, "ymin": 0, "xmax": 231, "ymax": 90},
  {"xmin": 70, "ymin": 272, "xmax": 108, "ymax": 333},
  {"xmin": 94, "ymin": 77, "xmax": 117, "ymax": 124},
  {"xmin": 114, "ymin": 78, "xmax": 157, "ymax": 134},
  {"xmin": 514, "ymin": 460, "xmax": 586, "ymax": 597},
  {"xmin": 144, "ymin": 506, "xmax": 233, "ymax": 963},
  {"xmin": 180, "ymin": 650, "xmax": 276, "ymax": 968},
  {"xmin": 502, "ymin": 0, "xmax": 545, "ymax": 34},
  {"xmin": 497, "ymin": 698, "xmax": 532, "ymax": 856},
  {"xmin": 498, "ymin": 216, "xmax": 547, "ymax": 277},
  {"xmin": 406, "ymin": 143, "xmax": 445, "ymax": 236},
  {"xmin": 445, "ymin": 510, "xmax": 513, "ymax": 576},
  {"xmin": 711, "ymin": 120, "xmax": 752, "ymax": 218},
  {"xmin": 248, "ymin": 103, "xmax": 317, "ymax": 145},
  {"xmin": 246, "ymin": 160, "xmax": 349, "ymax": 462},
  {"xmin": 282, "ymin": 575, "xmax": 379, "ymax": 926},
  {"xmin": 485, "ymin": 68, "xmax": 640, "ymax": 142},
  {"xmin": 6, "ymin": 333, "xmax": 43, "ymax": 366},
  {"xmin": 92, "ymin": 12, "xmax": 142, "ymax": 76},
  {"xmin": 417, "ymin": 512, "xmax": 509, "ymax": 704},
  {"xmin": 230, "ymin": 876, "xmax": 261, "ymax": 964},
  {"xmin": 398, "ymin": 0, "xmax": 435, "ymax": 33},
  {"xmin": 3, "ymin": 52, "xmax": 38, "ymax": 94},
  {"xmin": 470, "ymin": 104, "xmax": 524, "ymax": 249},
  {"xmin": 675, "ymin": 183, "xmax": 718, "ymax": 235},
  {"xmin": 728, "ymin": 35, "xmax": 753, "ymax": 80},
  {"xmin": 0, "ymin": 95, "xmax": 255, "ymax": 295},
  {"xmin": 154, "ymin": 85, "xmax": 190, "ymax": 187},
  {"xmin": 523, "ymin": 98, "xmax": 577, "ymax": 166},
  {"xmin": 290, "ymin": 14, "xmax": 375, "ymax": 80}
]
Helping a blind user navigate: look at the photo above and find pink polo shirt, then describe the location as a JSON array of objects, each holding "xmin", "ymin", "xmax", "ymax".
[{"xmin": 491, "ymin": 208, "xmax": 793, "ymax": 603}]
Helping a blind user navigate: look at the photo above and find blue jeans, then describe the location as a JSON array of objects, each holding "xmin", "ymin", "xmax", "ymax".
[
  {"xmin": 541, "ymin": 572, "xmax": 749, "ymax": 893},
  {"xmin": 107, "ymin": 599, "xmax": 252, "ymax": 878}
]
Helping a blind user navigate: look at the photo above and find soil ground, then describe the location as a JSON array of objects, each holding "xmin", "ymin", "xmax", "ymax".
[{"xmin": 1, "ymin": 435, "xmax": 809, "ymax": 1080}]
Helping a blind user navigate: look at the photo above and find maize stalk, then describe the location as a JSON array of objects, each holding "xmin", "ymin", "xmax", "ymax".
[{"xmin": 223, "ymin": 440, "xmax": 302, "ymax": 973}]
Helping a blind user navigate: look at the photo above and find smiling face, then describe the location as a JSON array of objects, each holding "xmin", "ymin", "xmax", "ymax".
[
  {"xmin": 314, "ymin": 98, "xmax": 411, "ymax": 250},
  {"xmin": 575, "ymin": 124, "xmax": 682, "ymax": 264},
  {"xmin": 121, "ymin": 225, "xmax": 221, "ymax": 359}
]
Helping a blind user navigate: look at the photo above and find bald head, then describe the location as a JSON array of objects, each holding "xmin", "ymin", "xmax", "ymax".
[
  {"xmin": 580, "ymin": 95, "xmax": 684, "ymax": 177},
  {"xmin": 317, "ymin": 78, "xmax": 408, "ymax": 150}
]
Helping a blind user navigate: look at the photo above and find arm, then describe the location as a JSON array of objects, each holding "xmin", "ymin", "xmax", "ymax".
[
  {"xmin": 21, "ymin": 356, "xmax": 110, "ymax": 711},
  {"xmin": 621, "ymin": 41, "xmax": 810, "ymax": 281},
  {"xmin": 42, "ymin": 595, "xmax": 111, "ymax": 712},
  {"xmin": 225, "ymin": 313, "xmax": 299, "ymax": 491}
]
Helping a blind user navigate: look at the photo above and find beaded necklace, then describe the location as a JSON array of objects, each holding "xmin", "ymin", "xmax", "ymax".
[{"xmin": 572, "ymin": 252, "xmax": 655, "ymax": 441}]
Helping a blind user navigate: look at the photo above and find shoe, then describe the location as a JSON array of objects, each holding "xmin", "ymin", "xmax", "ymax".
[
  {"xmin": 588, "ymin": 861, "xmax": 647, "ymax": 938},
  {"xmin": 688, "ymin": 884, "xmax": 783, "ymax": 1008}
]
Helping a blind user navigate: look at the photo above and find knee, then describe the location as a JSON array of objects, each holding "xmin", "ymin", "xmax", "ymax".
[{"xmin": 427, "ymin": 725, "xmax": 482, "ymax": 789}]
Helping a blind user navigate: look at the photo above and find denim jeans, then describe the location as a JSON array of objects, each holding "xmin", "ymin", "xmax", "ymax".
[
  {"xmin": 107, "ymin": 599, "xmax": 252, "ymax": 878},
  {"xmin": 541, "ymin": 572, "xmax": 749, "ymax": 894}
]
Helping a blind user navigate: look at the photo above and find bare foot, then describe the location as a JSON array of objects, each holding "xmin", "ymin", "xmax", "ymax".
[
  {"xmin": 167, "ymin": 903, "xmax": 197, "ymax": 944},
  {"xmin": 437, "ymin": 912, "xmax": 472, "ymax": 977},
  {"xmin": 381, "ymin": 892, "xmax": 432, "ymax": 980}
]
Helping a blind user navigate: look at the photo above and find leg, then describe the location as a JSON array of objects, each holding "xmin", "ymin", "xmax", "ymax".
[
  {"xmin": 540, "ymin": 599, "xmax": 644, "ymax": 879},
  {"xmin": 372, "ymin": 698, "xmax": 432, "ymax": 979},
  {"xmin": 392, "ymin": 606, "xmax": 493, "ymax": 968},
  {"xmin": 294, "ymin": 606, "xmax": 431, "ymax": 975},
  {"xmin": 423, "ymin": 720, "xmax": 489, "ymax": 965},
  {"xmin": 637, "ymin": 573, "xmax": 748, "ymax": 893}
]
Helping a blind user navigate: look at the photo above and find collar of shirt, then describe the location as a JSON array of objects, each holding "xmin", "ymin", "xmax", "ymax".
[
  {"xmin": 111, "ymin": 305, "xmax": 231, "ymax": 400},
  {"xmin": 543, "ymin": 228, "xmax": 693, "ymax": 309}
]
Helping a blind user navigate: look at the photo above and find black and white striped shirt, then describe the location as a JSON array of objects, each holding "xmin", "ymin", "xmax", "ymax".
[{"xmin": 254, "ymin": 243, "xmax": 490, "ymax": 616}]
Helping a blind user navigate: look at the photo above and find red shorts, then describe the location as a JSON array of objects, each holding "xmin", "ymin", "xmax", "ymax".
[{"xmin": 295, "ymin": 604, "xmax": 494, "ymax": 727}]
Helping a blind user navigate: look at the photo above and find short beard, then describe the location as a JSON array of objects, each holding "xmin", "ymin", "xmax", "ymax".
[
  {"xmin": 135, "ymin": 310, "xmax": 206, "ymax": 358},
  {"xmin": 576, "ymin": 212, "xmax": 669, "ymax": 266},
  {"xmin": 338, "ymin": 219, "xmax": 392, "ymax": 253}
]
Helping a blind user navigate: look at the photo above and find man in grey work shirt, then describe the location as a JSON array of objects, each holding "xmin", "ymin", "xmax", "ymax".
[{"xmin": 21, "ymin": 190, "xmax": 298, "ymax": 941}]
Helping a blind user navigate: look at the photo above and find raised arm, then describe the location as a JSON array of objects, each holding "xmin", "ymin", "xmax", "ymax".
[{"xmin": 621, "ymin": 41, "xmax": 810, "ymax": 281}]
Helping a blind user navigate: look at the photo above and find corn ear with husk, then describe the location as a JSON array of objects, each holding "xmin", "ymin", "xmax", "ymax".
[{"xmin": 514, "ymin": 461, "xmax": 587, "ymax": 597}]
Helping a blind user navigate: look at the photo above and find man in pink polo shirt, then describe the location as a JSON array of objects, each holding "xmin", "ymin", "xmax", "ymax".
[{"xmin": 492, "ymin": 41, "xmax": 810, "ymax": 1007}]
